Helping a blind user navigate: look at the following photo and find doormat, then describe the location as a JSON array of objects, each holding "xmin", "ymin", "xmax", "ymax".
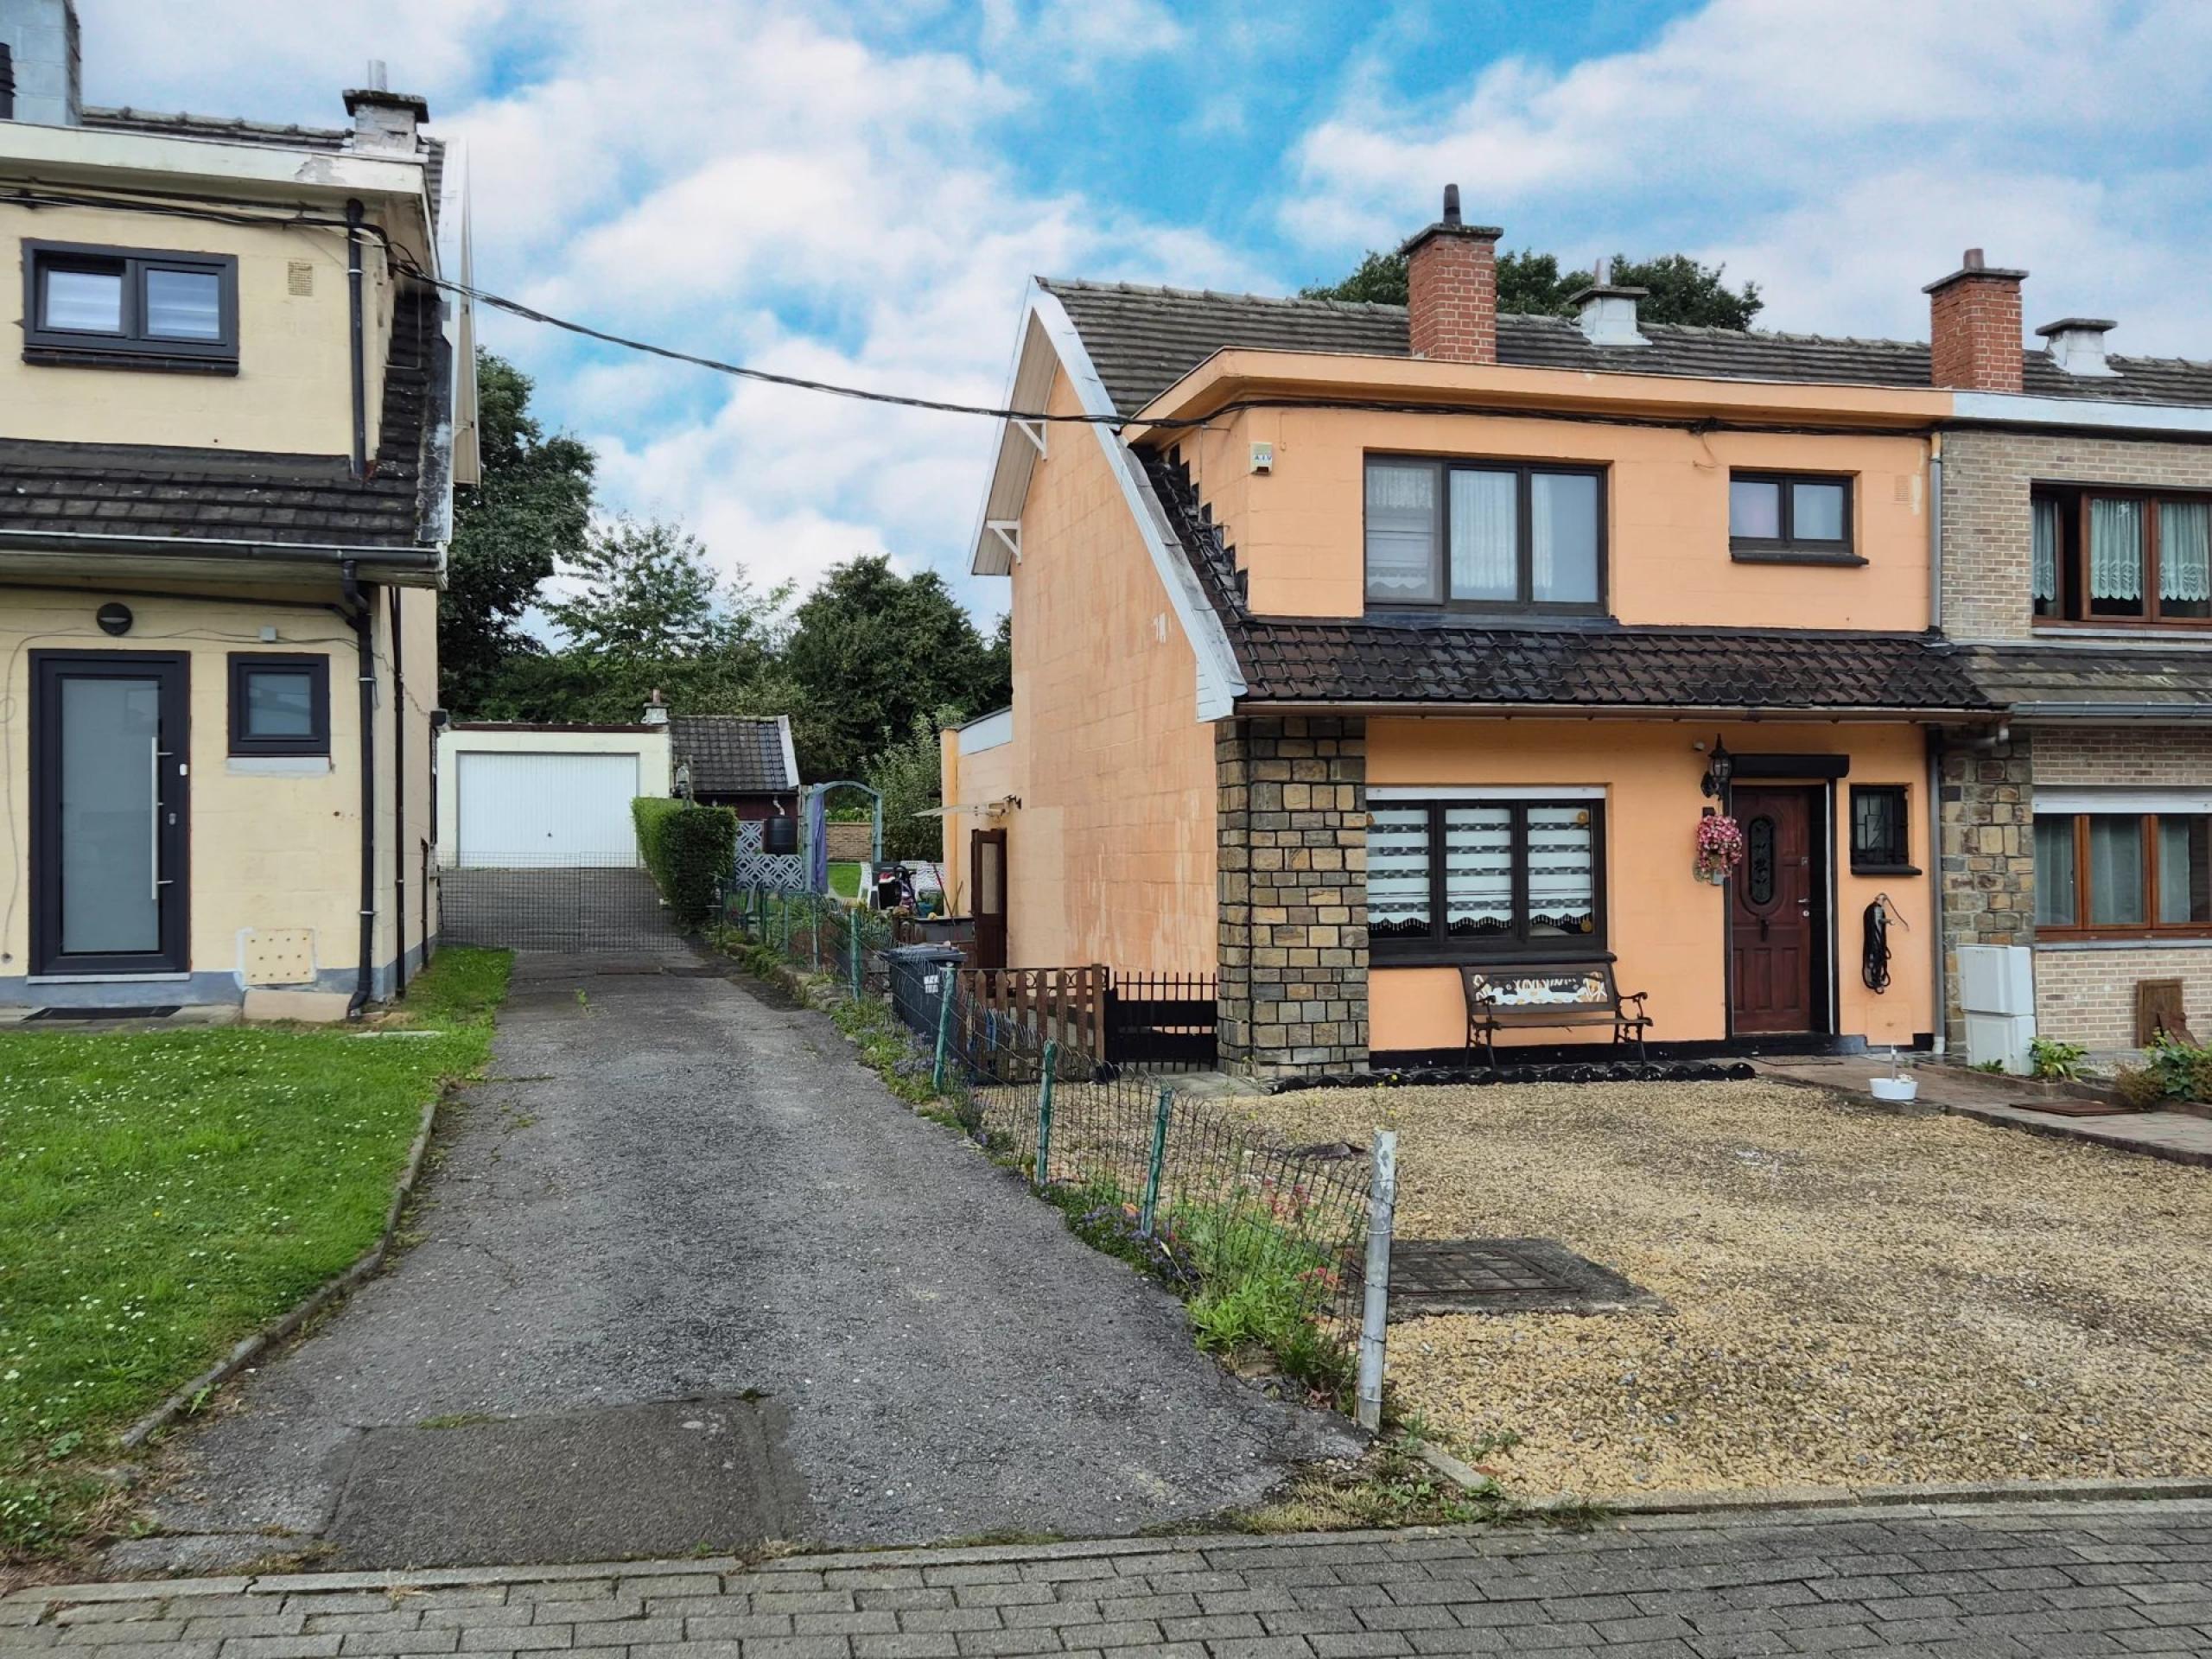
[
  {"xmin": 24, "ymin": 1005, "xmax": 181, "ymax": 1021},
  {"xmin": 1389, "ymin": 1237, "xmax": 1666, "ymax": 1319},
  {"xmin": 2010, "ymin": 1097, "xmax": 2141, "ymax": 1118}
]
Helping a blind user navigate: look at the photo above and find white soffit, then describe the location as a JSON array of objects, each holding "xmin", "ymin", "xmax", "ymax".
[{"xmin": 1955, "ymin": 390, "xmax": 2212, "ymax": 435}]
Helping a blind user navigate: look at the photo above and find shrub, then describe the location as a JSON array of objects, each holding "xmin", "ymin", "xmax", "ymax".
[
  {"xmin": 2028, "ymin": 1036, "xmax": 2088, "ymax": 1081},
  {"xmin": 2112, "ymin": 1065, "xmax": 2168, "ymax": 1112},
  {"xmin": 2146, "ymin": 1032, "xmax": 2212, "ymax": 1102},
  {"xmin": 631, "ymin": 797, "xmax": 738, "ymax": 925}
]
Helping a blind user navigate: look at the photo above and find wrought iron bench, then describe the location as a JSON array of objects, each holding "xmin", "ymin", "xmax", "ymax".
[{"xmin": 1459, "ymin": 961, "xmax": 1651, "ymax": 1068}]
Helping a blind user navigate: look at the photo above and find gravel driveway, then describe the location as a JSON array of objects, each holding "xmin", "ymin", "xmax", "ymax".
[
  {"xmin": 117, "ymin": 954, "xmax": 1346, "ymax": 1573},
  {"xmin": 1243, "ymin": 1078, "xmax": 2212, "ymax": 1500}
]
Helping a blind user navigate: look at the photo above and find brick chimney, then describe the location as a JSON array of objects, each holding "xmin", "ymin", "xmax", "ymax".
[
  {"xmin": 1924, "ymin": 248, "xmax": 2027, "ymax": 392},
  {"xmin": 1400, "ymin": 184, "xmax": 1503, "ymax": 365}
]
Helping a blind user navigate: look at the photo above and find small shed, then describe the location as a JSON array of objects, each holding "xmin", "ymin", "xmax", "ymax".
[{"xmin": 669, "ymin": 714, "xmax": 801, "ymax": 819}]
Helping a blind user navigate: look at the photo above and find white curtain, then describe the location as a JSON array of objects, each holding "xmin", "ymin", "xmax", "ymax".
[
  {"xmin": 2089, "ymin": 498, "xmax": 2144, "ymax": 601},
  {"xmin": 1450, "ymin": 470, "xmax": 1517, "ymax": 601},
  {"xmin": 1365, "ymin": 464, "xmax": 1436, "ymax": 600},
  {"xmin": 2088, "ymin": 815, "xmax": 2145, "ymax": 926},
  {"xmin": 2162, "ymin": 500, "xmax": 2212, "ymax": 603},
  {"xmin": 2031, "ymin": 497, "xmax": 2060, "ymax": 605}
]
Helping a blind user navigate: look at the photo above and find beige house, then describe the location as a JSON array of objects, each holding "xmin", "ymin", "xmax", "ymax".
[{"xmin": 0, "ymin": 0, "xmax": 476, "ymax": 1014}]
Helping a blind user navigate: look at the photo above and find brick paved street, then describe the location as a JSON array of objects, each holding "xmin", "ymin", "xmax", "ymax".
[{"xmin": 7, "ymin": 1500, "xmax": 2209, "ymax": 1659}]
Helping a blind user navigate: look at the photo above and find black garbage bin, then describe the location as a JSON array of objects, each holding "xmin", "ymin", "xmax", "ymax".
[{"xmin": 883, "ymin": 944, "xmax": 964, "ymax": 1038}]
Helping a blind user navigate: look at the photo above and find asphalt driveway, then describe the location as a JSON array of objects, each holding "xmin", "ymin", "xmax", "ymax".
[{"xmin": 116, "ymin": 950, "xmax": 1347, "ymax": 1572}]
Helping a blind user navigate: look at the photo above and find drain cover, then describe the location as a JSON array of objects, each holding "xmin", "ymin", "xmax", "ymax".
[{"xmin": 1389, "ymin": 1237, "xmax": 1663, "ymax": 1319}]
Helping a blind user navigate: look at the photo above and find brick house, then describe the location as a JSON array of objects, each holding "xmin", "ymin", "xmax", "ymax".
[
  {"xmin": 1925, "ymin": 263, "xmax": 2212, "ymax": 1052},
  {"xmin": 944, "ymin": 192, "xmax": 2044, "ymax": 1078}
]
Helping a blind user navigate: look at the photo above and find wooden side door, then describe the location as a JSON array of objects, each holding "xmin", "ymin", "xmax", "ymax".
[
  {"xmin": 1728, "ymin": 786, "xmax": 1822, "ymax": 1035},
  {"xmin": 971, "ymin": 827, "xmax": 1007, "ymax": 970}
]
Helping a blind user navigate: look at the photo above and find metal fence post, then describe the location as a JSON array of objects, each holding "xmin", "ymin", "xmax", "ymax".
[
  {"xmin": 1139, "ymin": 1085, "xmax": 1173, "ymax": 1238},
  {"xmin": 1357, "ymin": 1128, "xmax": 1398, "ymax": 1434},
  {"xmin": 931, "ymin": 970, "xmax": 954, "ymax": 1091},
  {"xmin": 810, "ymin": 897, "xmax": 822, "ymax": 974},
  {"xmin": 1034, "ymin": 1040, "xmax": 1058, "ymax": 1189},
  {"xmin": 849, "ymin": 914, "xmax": 862, "ymax": 999}
]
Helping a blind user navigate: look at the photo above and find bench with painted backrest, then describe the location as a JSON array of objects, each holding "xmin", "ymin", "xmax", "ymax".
[{"xmin": 1459, "ymin": 960, "xmax": 1651, "ymax": 1067}]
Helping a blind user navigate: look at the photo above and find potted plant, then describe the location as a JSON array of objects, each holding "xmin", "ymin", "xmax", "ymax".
[{"xmin": 1694, "ymin": 813, "xmax": 1745, "ymax": 885}]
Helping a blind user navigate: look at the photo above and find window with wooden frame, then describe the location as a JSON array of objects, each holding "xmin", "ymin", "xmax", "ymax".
[
  {"xmin": 1727, "ymin": 471, "xmax": 1859, "ymax": 563},
  {"xmin": 22, "ymin": 241, "xmax": 238, "ymax": 371},
  {"xmin": 2034, "ymin": 810, "xmax": 2212, "ymax": 938},
  {"xmin": 1364, "ymin": 456, "xmax": 1605, "ymax": 613},
  {"xmin": 1849, "ymin": 785, "xmax": 1916, "ymax": 874},
  {"xmin": 1368, "ymin": 796, "xmax": 1605, "ymax": 961},
  {"xmin": 228, "ymin": 653, "xmax": 330, "ymax": 757},
  {"xmin": 2031, "ymin": 485, "xmax": 2212, "ymax": 626}
]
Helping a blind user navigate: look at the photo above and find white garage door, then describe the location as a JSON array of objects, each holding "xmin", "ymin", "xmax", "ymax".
[{"xmin": 455, "ymin": 752, "xmax": 642, "ymax": 868}]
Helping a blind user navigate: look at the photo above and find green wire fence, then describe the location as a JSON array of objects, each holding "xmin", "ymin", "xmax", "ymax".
[{"xmin": 724, "ymin": 882, "xmax": 1389, "ymax": 1406}]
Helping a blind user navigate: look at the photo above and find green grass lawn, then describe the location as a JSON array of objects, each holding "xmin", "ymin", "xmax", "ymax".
[
  {"xmin": 0, "ymin": 947, "xmax": 511, "ymax": 1559},
  {"xmin": 829, "ymin": 861, "xmax": 863, "ymax": 899}
]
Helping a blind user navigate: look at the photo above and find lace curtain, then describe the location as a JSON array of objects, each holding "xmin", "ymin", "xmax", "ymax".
[
  {"xmin": 1449, "ymin": 469, "xmax": 1516, "ymax": 600},
  {"xmin": 2031, "ymin": 497, "xmax": 2059, "ymax": 605},
  {"xmin": 2089, "ymin": 498, "xmax": 2144, "ymax": 601},
  {"xmin": 1364, "ymin": 463, "xmax": 1435, "ymax": 599},
  {"xmin": 2162, "ymin": 500, "xmax": 2212, "ymax": 603}
]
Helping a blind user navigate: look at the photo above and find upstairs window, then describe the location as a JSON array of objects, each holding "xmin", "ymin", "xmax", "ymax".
[
  {"xmin": 1729, "ymin": 471, "xmax": 1858, "ymax": 563},
  {"xmin": 1364, "ymin": 456, "xmax": 1605, "ymax": 613},
  {"xmin": 22, "ymin": 242, "xmax": 238, "ymax": 370},
  {"xmin": 1369, "ymin": 795, "xmax": 1605, "ymax": 960},
  {"xmin": 2033, "ymin": 486, "xmax": 2212, "ymax": 626}
]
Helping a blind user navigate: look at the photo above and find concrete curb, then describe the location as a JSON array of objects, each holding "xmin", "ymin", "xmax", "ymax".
[
  {"xmin": 1402, "ymin": 1441, "xmax": 2212, "ymax": 1518},
  {"xmin": 1936, "ymin": 1098, "xmax": 2212, "ymax": 1168},
  {"xmin": 116, "ymin": 1093, "xmax": 443, "ymax": 1452},
  {"xmin": 12, "ymin": 1489, "xmax": 2212, "ymax": 1606}
]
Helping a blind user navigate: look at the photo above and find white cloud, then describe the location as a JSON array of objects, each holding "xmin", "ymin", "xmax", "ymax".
[{"xmin": 1284, "ymin": 0, "xmax": 2212, "ymax": 349}]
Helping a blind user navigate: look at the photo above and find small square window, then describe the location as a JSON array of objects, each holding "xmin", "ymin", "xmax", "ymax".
[
  {"xmin": 1849, "ymin": 785, "xmax": 1915, "ymax": 874},
  {"xmin": 23, "ymin": 241, "xmax": 238, "ymax": 370},
  {"xmin": 1730, "ymin": 471, "xmax": 1859, "ymax": 563},
  {"xmin": 228, "ymin": 654, "xmax": 329, "ymax": 757}
]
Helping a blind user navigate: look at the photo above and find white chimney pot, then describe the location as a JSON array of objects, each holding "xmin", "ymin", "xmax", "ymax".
[{"xmin": 2037, "ymin": 317, "xmax": 2118, "ymax": 378}]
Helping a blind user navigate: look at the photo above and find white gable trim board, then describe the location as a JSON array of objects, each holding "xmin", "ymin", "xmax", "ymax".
[{"xmin": 968, "ymin": 281, "xmax": 1246, "ymax": 724}]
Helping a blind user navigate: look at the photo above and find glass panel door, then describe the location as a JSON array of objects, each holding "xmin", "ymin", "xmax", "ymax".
[{"xmin": 34, "ymin": 654, "xmax": 188, "ymax": 975}]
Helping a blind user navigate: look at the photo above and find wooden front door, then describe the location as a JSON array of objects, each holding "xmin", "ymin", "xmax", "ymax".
[
  {"xmin": 1728, "ymin": 786, "xmax": 1824, "ymax": 1035},
  {"xmin": 971, "ymin": 827, "xmax": 1007, "ymax": 970}
]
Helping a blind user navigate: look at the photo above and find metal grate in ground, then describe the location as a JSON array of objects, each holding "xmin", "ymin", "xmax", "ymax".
[{"xmin": 1389, "ymin": 1236, "xmax": 1664, "ymax": 1319}]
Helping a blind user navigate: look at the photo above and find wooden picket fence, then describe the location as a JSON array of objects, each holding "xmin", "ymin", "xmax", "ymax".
[{"xmin": 959, "ymin": 964, "xmax": 1108, "ymax": 1062}]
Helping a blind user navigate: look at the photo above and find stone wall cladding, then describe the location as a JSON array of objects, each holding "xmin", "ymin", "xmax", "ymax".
[
  {"xmin": 1217, "ymin": 715, "xmax": 1369, "ymax": 1078},
  {"xmin": 1940, "ymin": 427, "xmax": 2212, "ymax": 643},
  {"xmin": 1937, "ymin": 733, "xmax": 2033, "ymax": 1049}
]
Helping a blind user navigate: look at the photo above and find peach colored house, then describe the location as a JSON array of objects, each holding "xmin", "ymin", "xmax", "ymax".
[{"xmin": 0, "ymin": 2, "xmax": 474, "ymax": 1016}]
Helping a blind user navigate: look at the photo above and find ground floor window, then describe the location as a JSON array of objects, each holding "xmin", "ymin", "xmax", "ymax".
[
  {"xmin": 1370, "ymin": 794, "xmax": 1604, "ymax": 959},
  {"xmin": 2035, "ymin": 809, "xmax": 2212, "ymax": 937}
]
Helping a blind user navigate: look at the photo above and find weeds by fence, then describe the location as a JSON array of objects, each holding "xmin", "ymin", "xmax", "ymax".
[{"xmin": 718, "ymin": 882, "xmax": 1386, "ymax": 1410}]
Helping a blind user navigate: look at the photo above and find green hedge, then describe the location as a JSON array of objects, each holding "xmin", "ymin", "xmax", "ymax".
[{"xmin": 632, "ymin": 798, "xmax": 739, "ymax": 925}]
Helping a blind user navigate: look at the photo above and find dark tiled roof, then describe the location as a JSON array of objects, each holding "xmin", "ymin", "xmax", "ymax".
[
  {"xmin": 1962, "ymin": 645, "xmax": 2212, "ymax": 712},
  {"xmin": 0, "ymin": 283, "xmax": 448, "ymax": 550},
  {"xmin": 1041, "ymin": 279, "xmax": 2212, "ymax": 416},
  {"xmin": 1139, "ymin": 448, "xmax": 1993, "ymax": 714},
  {"xmin": 671, "ymin": 715, "xmax": 797, "ymax": 796}
]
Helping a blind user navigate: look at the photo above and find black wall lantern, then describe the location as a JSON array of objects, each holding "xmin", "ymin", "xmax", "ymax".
[
  {"xmin": 96, "ymin": 601, "xmax": 133, "ymax": 637},
  {"xmin": 1700, "ymin": 736, "xmax": 1734, "ymax": 798}
]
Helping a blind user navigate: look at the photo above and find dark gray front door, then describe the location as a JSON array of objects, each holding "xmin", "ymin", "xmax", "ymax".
[{"xmin": 32, "ymin": 652, "xmax": 190, "ymax": 976}]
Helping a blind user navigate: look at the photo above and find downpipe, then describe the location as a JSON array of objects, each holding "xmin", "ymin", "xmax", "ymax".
[
  {"xmin": 346, "ymin": 199, "xmax": 368, "ymax": 479},
  {"xmin": 344, "ymin": 562, "xmax": 377, "ymax": 1020}
]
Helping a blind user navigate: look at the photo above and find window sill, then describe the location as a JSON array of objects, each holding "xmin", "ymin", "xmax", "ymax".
[
  {"xmin": 226, "ymin": 754, "xmax": 333, "ymax": 776},
  {"xmin": 1849, "ymin": 862, "xmax": 1922, "ymax": 877},
  {"xmin": 1729, "ymin": 547, "xmax": 1867, "ymax": 567},
  {"xmin": 1374, "ymin": 944, "xmax": 1611, "ymax": 969},
  {"xmin": 2031, "ymin": 620, "xmax": 2212, "ymax": 636},
  {"xmin": 24, "ymin": 346, "xmax": 238, "ymax": 376}
]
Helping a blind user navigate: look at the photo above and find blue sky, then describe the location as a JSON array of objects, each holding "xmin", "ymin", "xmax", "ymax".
[{"xmin": 74, "ymin": 0, "xmax": 2212, "ymax": 626}]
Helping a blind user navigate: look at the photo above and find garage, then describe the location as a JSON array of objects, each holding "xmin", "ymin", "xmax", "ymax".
[
  {"xmin": 434, "ymin": 722, "xmax": 679, "ymax": 951},
  {"xmin": 455, "ymin": 751, "xmax": 642, "ymax": 868}
]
